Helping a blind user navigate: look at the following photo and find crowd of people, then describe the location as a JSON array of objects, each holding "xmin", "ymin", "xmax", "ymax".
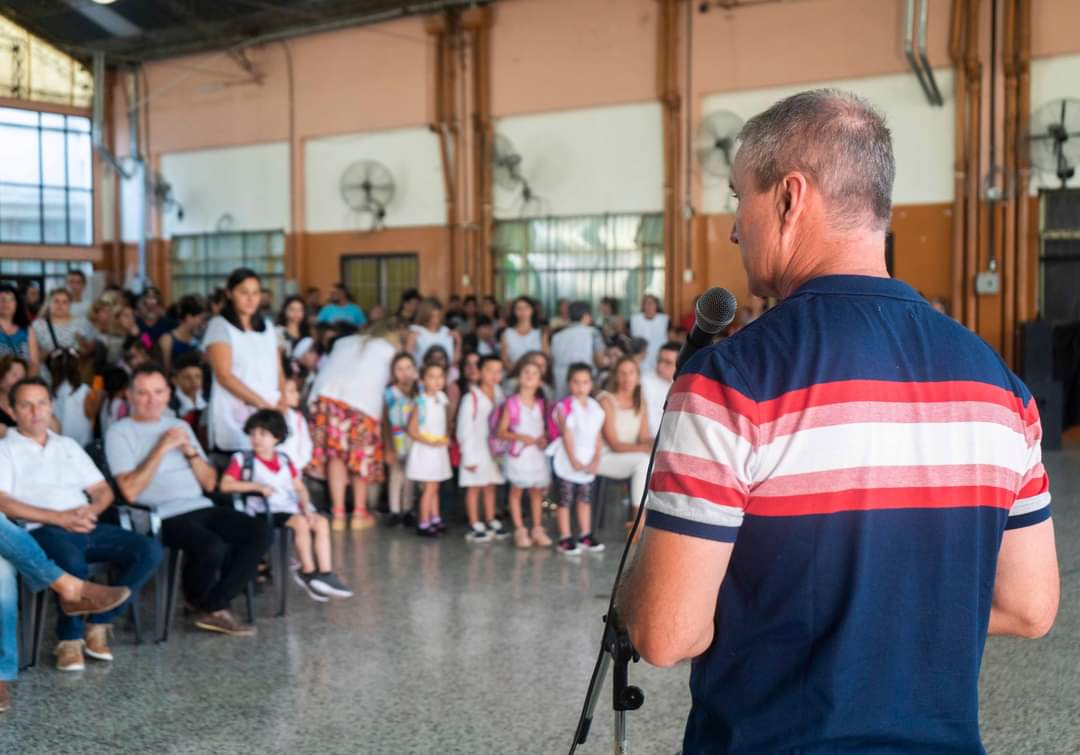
[{"xmin": 0, "ymin": 266, "xmax": 768, "ymax": 709}]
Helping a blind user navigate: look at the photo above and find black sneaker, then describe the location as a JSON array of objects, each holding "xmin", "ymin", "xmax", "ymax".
[
  {"xmin": 486, "ymin": 520, "xmax": 511, "ymax": 541},
  {"xmin": 402, "ymin": 511, "xmax": 418, "ymax": 528},
  {"xmin": 465, "ymin": 525, "xmax": 493, "ymax": 544},
  {"xmin": 557, "ymin": 537, "xmax": 581, "ymax": 556},
  {"xmin": 292, "ymin": 570, "xmax": 329, "ymax": 602},
  {"xmin": 432, "ymin": 519, "xmax": 447, "ymax": 534},
  {"xmin": 310, "ymin": 572, "xmax": 353, "ymax": 599},
  {"xmin": 578, "ymin": 534, "xmax": 605, "ymax": 554},
  {"xmin": 417, "ymin": 526, "xmax": 438, "ymax": 538},
  {"xmin": 384, "ymin": 513, "xmax": 402, "ymax": 528}
]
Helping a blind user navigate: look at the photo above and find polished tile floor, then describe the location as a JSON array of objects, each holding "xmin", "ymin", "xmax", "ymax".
[{"xmin": 1, "ymin": 446, "xmax": 1077, "ymax": 754}]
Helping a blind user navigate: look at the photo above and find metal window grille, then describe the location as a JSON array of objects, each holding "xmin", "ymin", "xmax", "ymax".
[
  {"xmin": 340, "ymin": 254, "xmax": 418, "ymax": 315},
  {"xmin": 170, "ymin": 230, "xmax": 286, "ymax": 302}
]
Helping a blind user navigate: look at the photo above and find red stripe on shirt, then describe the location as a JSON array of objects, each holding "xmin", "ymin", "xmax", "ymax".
[{"xmin": 748, "ymin": 484, "xmax": 1016, "ymax": 517}]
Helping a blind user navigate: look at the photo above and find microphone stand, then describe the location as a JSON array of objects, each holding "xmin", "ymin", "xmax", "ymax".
[{"xmin": 568, "ymin": 415, "xmax": 663, "ymax": 755}]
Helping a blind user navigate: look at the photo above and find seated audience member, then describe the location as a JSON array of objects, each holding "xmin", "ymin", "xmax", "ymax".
[
  {"xmin": 47, "ymin": 348, "xmax": 103, "ymax": 447},
  {"xmin": 666, "ymin": 324, "xmax": 687, "ymax": 345},
  {"xmin": 595, "ymin": 357, "xmax": 652, "ymax": 529},
  {"xmin": 122, "ymin": 335, "xmax": 152, "ymax": 373},
  {"xmin": 629, "ymin": 294, "xmax": 670, "ymax": 371},
  {"xmin": 135, "ymin": 287, "xmax": 174, "ymax": 345},
  {"xmin": 0, "ymin": 518, "xmax": 130, "ymax": 709},
  {"xmin": 106, "ymin": 364, "xmax": 272, "ymax": 637},
  {"xmin": 0, "ymin": 377, "xmax": 162, "ymax": 672},
  {"xmin": 169, "ymin": 351, "xmax": 208, "ymax": 447},
  {"xmin": 317, "ymin": 284, "xmax": 367, "ymax": 327},
  {"xmin": 640, "ymin": 341, "xmax": 678, "ymax": 437},
  {"xmin": 158, "ymin": 294, "xmax": 207, "ymax": 374},
  {"xmin": 220, "ymin": 410, "xmax": 351, "ymax": 601}
]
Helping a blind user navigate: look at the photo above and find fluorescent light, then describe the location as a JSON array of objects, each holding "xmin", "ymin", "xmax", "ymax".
[{"xmin": 91, "ymin": 0, "xmax": 118, "ymax": 5}]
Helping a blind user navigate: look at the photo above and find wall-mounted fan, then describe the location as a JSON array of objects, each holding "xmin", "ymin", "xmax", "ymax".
[
  {"xmin": 340, "ymin": 159, "xmax": 395, "ymax": 231},
  {"xmin": 493, "ymin": 133, "xmax": 544, "ymax": 217},
  {"xmin": 1029, "ymin": 98, "xmax": 1080, "ymax": 188},
  {"xmin": 149, "ymin": 171, "xmax": 184, "ymax": 221},
  {"xmin": 695, "ymin": 110, "xmax": 743, "ymax": 180}
]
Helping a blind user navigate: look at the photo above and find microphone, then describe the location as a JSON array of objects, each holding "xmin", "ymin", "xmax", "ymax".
[{"xmin": 676, "ymin": 287, "xmax": 738, "ymax": 372}]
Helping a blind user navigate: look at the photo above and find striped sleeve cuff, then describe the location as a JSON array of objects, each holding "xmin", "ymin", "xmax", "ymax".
[
  {"xmin": 1006, "ymin": 491, "xmax": 1052, "ymax": 530},
  {"xmin": 646, "ymin": 508, "xmax": 741, "ymax": 543}
]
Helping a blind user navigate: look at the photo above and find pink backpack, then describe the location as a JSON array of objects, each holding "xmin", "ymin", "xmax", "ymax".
[
  {"xmin": 546, "ymin": 395, "xmax": 576, "ymax": 444},
  {"xmin": 489, "ymin": 393, "xmax": 550, "ymax": 458}
]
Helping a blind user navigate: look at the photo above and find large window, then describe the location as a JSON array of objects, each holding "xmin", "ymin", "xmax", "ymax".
[
  {"xmin": 0, "ymin": 107, "xmax": 93, "ymax": 246},
  {"xmin": 341, "ymin": 254, "xmax": 418, "ymax": 315},
  {"xmin": 493, "ymin": 213, "xmax": 665, "ymax": 319},
  {"xmin": 171, "ymin": 230, "xmax": 286, "ymax": 302},
  {"xmin": 0, "ymin": 258, "xmax": 91, "ymax": 295}
]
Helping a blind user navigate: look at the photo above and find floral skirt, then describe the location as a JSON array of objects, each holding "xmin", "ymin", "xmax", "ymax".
[{"xmin": 310, "ymin": 397, "xmax": 384, "ymax": 482}]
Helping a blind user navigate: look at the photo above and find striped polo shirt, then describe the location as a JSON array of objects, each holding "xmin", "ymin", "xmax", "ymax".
[{"xmin": 645, "ymin": 275, "xmax": 1051, "ymax": 754}]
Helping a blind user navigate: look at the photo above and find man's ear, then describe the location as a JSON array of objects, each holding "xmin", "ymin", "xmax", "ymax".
[{"xmin": 775, "ymin": 172, "xmax": 809, "ymax": 234}]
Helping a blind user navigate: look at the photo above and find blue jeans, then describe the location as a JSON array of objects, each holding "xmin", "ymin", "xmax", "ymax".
[
  {"xmin": 0, "ymin": 514, "xmax": 66, "ymax": 680},
  {"xmin": 31, "ymin": 523, "xmax": 162, "ymax": 642}
]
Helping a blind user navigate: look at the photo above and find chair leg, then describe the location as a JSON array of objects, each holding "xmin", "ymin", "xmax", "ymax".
[
  {"xmin": 160, "ymin": 549, "xmax": 183, "ymax": 644},
  {"xmin": 244, "ymin": 582, "xmax": 255, "ymax": 624},
  {"xmin": 31, "ymin": 591, "xmax": 48, "ymax": 669},
  {"xmin": 595, "ymin": 478, "xmax": 608, "ymax": 532},
  {"xmin": 273, "ymin": 529, "xmax": 290, "ymax": 618},
  {"xmin": 130, "ymin": 592, "xmax": 143, "ymax": 645},
  {"xmin": 17, "ymin": 577, "xmax": 32, "ymax": 671}
]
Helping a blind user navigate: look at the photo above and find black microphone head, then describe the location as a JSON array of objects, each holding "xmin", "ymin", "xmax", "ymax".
[{"xmin": 695, "ymin": 287, "xmax": 738, "ymax": 334}]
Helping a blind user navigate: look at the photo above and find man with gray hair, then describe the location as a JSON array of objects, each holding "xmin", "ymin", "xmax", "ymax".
[{"xmin": 617, "ymin": 90, "xmax": 1058, "ymax": 753}]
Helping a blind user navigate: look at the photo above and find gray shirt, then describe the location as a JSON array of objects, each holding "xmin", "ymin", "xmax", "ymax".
[{"xmin": 105, "ymin": 416, "xmax": 212, "ymax": 520}]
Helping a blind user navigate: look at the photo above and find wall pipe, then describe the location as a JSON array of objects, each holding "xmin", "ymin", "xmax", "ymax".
[
  {"xmin": 1001, "ymin": 0, "xmax": 1018, "ymax": 364},
  {"xmin": 1015, "ymin": 0, "xmax": 1031, "ymax": 331},
  {"xmin": 963, "ymin": 0, "xmax": 981, "ymax": 332},
  {"xmin": 949, "ymin": 0, "xmax": 967, "ymax": 323}
]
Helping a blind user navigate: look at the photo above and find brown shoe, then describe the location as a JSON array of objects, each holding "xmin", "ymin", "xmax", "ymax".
[
  {"xmin": 0, "ymin": 682, "xmax": 10, "ymax": 712},
  {"xmin": 193, "ymin": 609, "xmax": 256, "ymax": 637},
  {"xmin": 85, "ymin": 624, "xmax": 113, "ymax": 662},
  {"xmin": 55, "ymin": 640, "xmax": 85, "ymax": 672},
  {"xmin": 530, "ymin": 527, "xmax": 553, "ymax": 548},
  {"xmin": 58, "ymin": 583, "xmax": 130, "ymax": 618},
  {"xmin": 513, "ymin": 527, "xmax": 532, "ymax": 549},
  {"xmin": 351, "ymin": 513, "xmax": 376, "ymax": 531}
]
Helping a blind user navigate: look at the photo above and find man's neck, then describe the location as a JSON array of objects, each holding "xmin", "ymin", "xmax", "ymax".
[
  {"xmin": 19, "ymin": 428, "xmax": 49, "ymax": 446},
  {"xmin": 777, "ymin": 230, "xmax": 889, "ymax": 300},
  {"xmin": 132, "ymin": 412, "xmax": 162, "ymax": 423}
]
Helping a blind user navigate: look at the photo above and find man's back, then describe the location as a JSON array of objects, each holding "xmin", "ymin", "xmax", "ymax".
[{"xmin": 665, "ymin": 276, "xmax": 1049, "ymax": 753}]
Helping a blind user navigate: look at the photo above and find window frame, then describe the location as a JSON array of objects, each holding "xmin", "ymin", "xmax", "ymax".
[
  {"xmin": 169, "ymin": 229, "xmax": 287, "ymax": 303},
  {"xmin": 339, "ymin": 253, "xmax": 419, "ymax": 314}
]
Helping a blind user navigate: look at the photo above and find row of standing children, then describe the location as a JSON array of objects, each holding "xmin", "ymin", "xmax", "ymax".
[{"xmin": 383, "ymin": 345, "xmax": 606, "ymax": 557}]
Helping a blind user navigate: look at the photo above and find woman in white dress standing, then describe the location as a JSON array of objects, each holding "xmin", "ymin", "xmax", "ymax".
[
  {"xmin": 203, "ymin": 268, "xmax": 284, "ymax": 454},
  {"xmin": 629, "ymin": 294, "xmax": 670, "ymax": 372},
  {"xmin": 500, "ymin": 296, "xmax": 548, "ymax": 372}
]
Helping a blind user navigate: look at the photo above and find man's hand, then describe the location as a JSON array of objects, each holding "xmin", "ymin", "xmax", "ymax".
[
  {"xmin": 56, "ymin": 505, "xmax": 97, "ymax": 534},
  {"xmin": 158, "ymin": 427, "xmax": 188, "ymax": 453}
]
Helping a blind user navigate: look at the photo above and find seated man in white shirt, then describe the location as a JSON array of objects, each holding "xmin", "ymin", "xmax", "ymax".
[
  {"xmin": 550, "ymin": 301, "xmax": 608, "ymax": 399},
  {"xmin": 641, "ymin": 341, "xmax": 679, "ymax": 437},
  {"xmin": 106, "ymin": 363, "xmax": 272, "ymax": 638},
  {"xmin": 0, "ymin": 377, "xmax": 162, "ymax": 673}
]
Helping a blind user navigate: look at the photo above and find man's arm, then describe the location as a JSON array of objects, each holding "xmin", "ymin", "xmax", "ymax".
[
  {"xmin": 85, "ymin": 480, "xmax": 114, "ymax": 517},
  {"xmin": 180, "ymin": 425, "xmax": 217, "ymax": 493},
  {"xmin": 616, "ymin": 530, "xmax": 733, "ymax": 667},
  {"xmin": 0, "ymin": 493, "xmax": 95, "ymax": 532},
  {"xmin": 989, "ymin": 518, "xmax": 1059, "ymax": 638},
  {"xmin": 112, "ymin": 428, "xmax": 185, "ymax": 503}
]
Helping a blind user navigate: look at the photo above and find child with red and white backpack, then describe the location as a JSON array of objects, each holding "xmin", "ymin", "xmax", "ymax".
[
  {"xmin": 497, "ymin": 358, "xmax": 553, "ymax": 549},
  {"xmin": 457, "ymin": 355, "xmax": 509, "ymax": 544}
]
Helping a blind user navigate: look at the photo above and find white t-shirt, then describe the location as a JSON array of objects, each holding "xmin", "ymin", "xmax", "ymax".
[
  {"xmin": 105, "ymin": 416, "xmax": 213, "ymax": 520},
  {"xmin": 550, "ymin": 324, "xmax": 603, "ymax": 398},
  {"xmin": 203, "ymin": 315, "xmax": 280, "ymax": 451},
  {"xmin": 630, "ymin": 312, "xmax": 670, "ymax": 371},
  {"xmin": 0, "ymin": 430, "xmax": 104, "ymax": 529},
  {"xmin": 410, "ymin": 324, "xmax": 455, "ymax": 364},
  {"xmin": 308, "ymin": 335, "xmax": 396, "ymax": 419},
  {"xmin": 55, "ymin": 383, "xmax": 93, "ymax": 447},
  {"xmin": 502, "ymin": 327, "xmax": 542, "ymax": 366},
  {"xmin": 640, "ymin": 371, "xmax": 672, "ymax": 437},
  {"xmin": 549, "ymin": 396, "xmax": 605, "ymax": 484},
  {"xmin": 225, "ymin": 451, "xmax": 301, "ymax": 516}
]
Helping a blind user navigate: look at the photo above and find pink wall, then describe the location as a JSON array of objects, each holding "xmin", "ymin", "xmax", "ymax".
[
  {"xmin": 1032, "ymin": 0, "xmax": 1080, "ymax": 59},
  {"xmin": 490, "ymin": 0, "xmax": 657, "ymax": 117}
]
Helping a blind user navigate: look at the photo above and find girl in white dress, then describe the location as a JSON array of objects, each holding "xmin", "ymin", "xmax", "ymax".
[
  {"xmin": 406, "ymin": 363, "xmax": 453, "ymax": 537},
  {"xmin": 497, "ymin": 359, "xmax": 553, "ymax": 549},
  {"xmin": 457, "ymin": 356, "xmax": 507, "ymax": 544},
  {"xmin": 548, "ymin": 363, "xmax": 606, "ymax": 556}
]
